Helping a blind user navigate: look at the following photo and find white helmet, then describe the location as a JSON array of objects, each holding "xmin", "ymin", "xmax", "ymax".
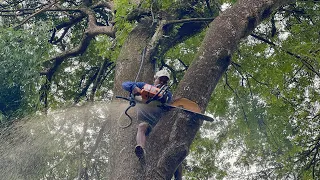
[{"xmin": 154, "ymin": 69, "xmax": 170, "ymax": 80}]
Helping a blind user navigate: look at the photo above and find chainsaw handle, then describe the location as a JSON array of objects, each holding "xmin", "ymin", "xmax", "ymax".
[
  {"xmin": 146, "ymin": 85, "xmax": 168, "ymax": 104},
  {"xmin": 115, "ymin": 96, "xmax": 130, "ymax": 101},
  {"xmin": 116, "ymin": 95, "xmax": 136, "ymax": 105}
]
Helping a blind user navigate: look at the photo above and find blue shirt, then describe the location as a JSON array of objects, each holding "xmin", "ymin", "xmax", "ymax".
[{"xmin": 122, "ymin": 81, "xmax": 172, "ymax": 103}]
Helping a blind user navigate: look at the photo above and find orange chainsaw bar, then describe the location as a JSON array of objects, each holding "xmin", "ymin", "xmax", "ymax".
[{"xmin": 163, "ymin": 98, "xmax": 215, "ymax": 122}]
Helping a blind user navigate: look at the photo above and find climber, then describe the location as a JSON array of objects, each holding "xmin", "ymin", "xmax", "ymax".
[{"xmin": 121, "ymin": 69, "xmax": 172, "ymax": 158}]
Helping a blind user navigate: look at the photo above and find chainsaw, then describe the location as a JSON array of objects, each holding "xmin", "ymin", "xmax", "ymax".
[
  {"xmin": 115, "ymin": 84, "xmax": 169, "ymax": 122},
  {"xmin": 116, "ymin": 84, "xmax": 214, "ymax": 128},
  {"xmin": 139, "ymin": 84, "xmax": 169, "ymax": 103}
]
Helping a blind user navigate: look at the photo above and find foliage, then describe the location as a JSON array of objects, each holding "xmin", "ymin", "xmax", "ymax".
[
  {"xmin": 195, "ymin": 1, "xmax": 320, "ymax": 179},
  {"xmin": 0, "ymin": 23, "xmax": 51, "ymax": 125},
  {"xmin": 114, "ymin": 0, "xmax": 135, "ymax": 46},
  {"xmin": 48, "ymin": 38, "xmax": 115, "ymax": 106},
  {"xmin": 162, "ymin": 29, "xmax": 206, "ymax": 88},
  {"xmin": 0, "ymin": 0, "xmax": 319, "ymax": 179}
]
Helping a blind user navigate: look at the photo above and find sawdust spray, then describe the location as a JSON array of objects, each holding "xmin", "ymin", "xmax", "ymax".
[{"xmin": 0, "ymin": 101, "xmax": 129, "ymax": 179}]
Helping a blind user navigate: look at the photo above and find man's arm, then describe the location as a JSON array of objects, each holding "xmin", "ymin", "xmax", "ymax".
[{"xmin": 122, "ymin": 81, "xmax": 145, "ymax": 95}]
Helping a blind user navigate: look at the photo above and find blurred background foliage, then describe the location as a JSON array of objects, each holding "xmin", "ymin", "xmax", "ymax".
[{"xmin": 0, "ymin": 22, "xmax": 51, "ymax": 125}]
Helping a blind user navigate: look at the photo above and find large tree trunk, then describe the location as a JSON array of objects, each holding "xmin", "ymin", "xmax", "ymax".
[
  {"xmin": 110, "ymin": 0, "xmax": 294, "ymax": 179},
  {"xmin": 109, "ymin": 18, "xmax": 156, "ymax": 179}
]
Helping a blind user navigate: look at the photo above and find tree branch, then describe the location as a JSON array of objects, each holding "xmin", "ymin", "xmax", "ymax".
[
  {"xmin": 176, "ymin": 58, "xmax": 189, "ymax": 70},
  {"xmin": 250, "ymin": 33, "xmax": 320, "ymax": 78},
  {"xmin": 164, "ymin": 18, "xmax": 214, "ymax": 26},
  {"xmin": 225, "ymin": 70, "xmax": 249, "ymax": 124},
  {"xmin": 0, "ymin": 3, "xmax": 48, "ymax": 13},
  {"xmin": 74, "ymin": 67, "xmax": 100, "ymax": 103},
  {"xmin": 98, "ymin": 64, "xmax": 115, "ymax": 90},
  {"xmin": 49, "ymin": 15, "xmax": 86, "ymax": 44},
  {"xmin": 13, "ymin": 1, "xmax": 59, "ymax": 29},
  {"xmin": 43, "ymin": 20, "xmax": 114, "ymax": 79},
  {"xmin": 205, "ymin": 0, "xmax": 214, "ymax": 16},
  {"xmin": 89, "ymin": 60, "xmax": 114, "ymax": 101}
]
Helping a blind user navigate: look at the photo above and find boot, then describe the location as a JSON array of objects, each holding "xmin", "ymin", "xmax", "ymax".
[{"xmin": 135, "ymin": 145, "xmax": 145, "ymax": 159}]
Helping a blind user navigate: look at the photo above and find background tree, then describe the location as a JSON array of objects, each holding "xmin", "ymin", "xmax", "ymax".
[
  {"xmin": 0, "ymin": 0, "xmax": 319, "ymax": 179},
  {"xmin": 0, "ymin": 25, "xmax": 49, "ymax": 126}
]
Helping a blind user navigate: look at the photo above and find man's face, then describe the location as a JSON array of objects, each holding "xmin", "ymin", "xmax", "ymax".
[{"xmin": 154, "ymin": 76, "xmax": 169, "ymax": 87}]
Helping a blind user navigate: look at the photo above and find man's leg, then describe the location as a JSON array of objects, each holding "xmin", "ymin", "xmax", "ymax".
[
  {"xmin": 136, "ymin": 122, "xmax": 149, "ymax": 148},
  {"xmin": 135, "ymin": 122, "xmax": 149, "ymax": 158}
]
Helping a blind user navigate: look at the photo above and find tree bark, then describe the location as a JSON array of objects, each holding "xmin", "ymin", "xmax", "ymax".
[
  {"xmin": 111, "ymin": 0, "xmax": 295, "ymax": 179},
  {"xmin": 109, "ymin": 18, "xmax": 156, "ymax": 180}
]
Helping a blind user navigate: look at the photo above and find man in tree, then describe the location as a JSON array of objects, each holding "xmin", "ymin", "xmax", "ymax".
[{"xmin": 122, "ymin": 69, "xmax": 172, "ymax": 158}]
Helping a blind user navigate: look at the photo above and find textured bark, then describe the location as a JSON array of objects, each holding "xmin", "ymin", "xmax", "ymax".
[
  {"xmin": 109, "ymin": 18, "xmax": 156, "ymax": 180},
  {"xmin": 111, "ymin": 0, "xmax": 295, "ymax": 179}
]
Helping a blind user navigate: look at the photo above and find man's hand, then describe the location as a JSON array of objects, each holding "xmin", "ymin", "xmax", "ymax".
[{"xmin": 132, "ymin": 87, "xmax": 142, "ymax": 95}]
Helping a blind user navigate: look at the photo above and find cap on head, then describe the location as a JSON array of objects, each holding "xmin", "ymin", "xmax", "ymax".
[{"xmin": 154, "ymin": 69, "xmax": 170, "ymax": 80}]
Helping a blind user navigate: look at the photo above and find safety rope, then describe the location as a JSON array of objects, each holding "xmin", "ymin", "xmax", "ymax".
[
  {"xmin": 134, "ymin": 47, "xmax": 147, "ymax": 83},
  {"xmin": 117, "ymin": 47, "xmax": 147, "ymax": 128},
  {"xmin": 117, "ymin": 110, "xmax": 131, "ymax": 128}
]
